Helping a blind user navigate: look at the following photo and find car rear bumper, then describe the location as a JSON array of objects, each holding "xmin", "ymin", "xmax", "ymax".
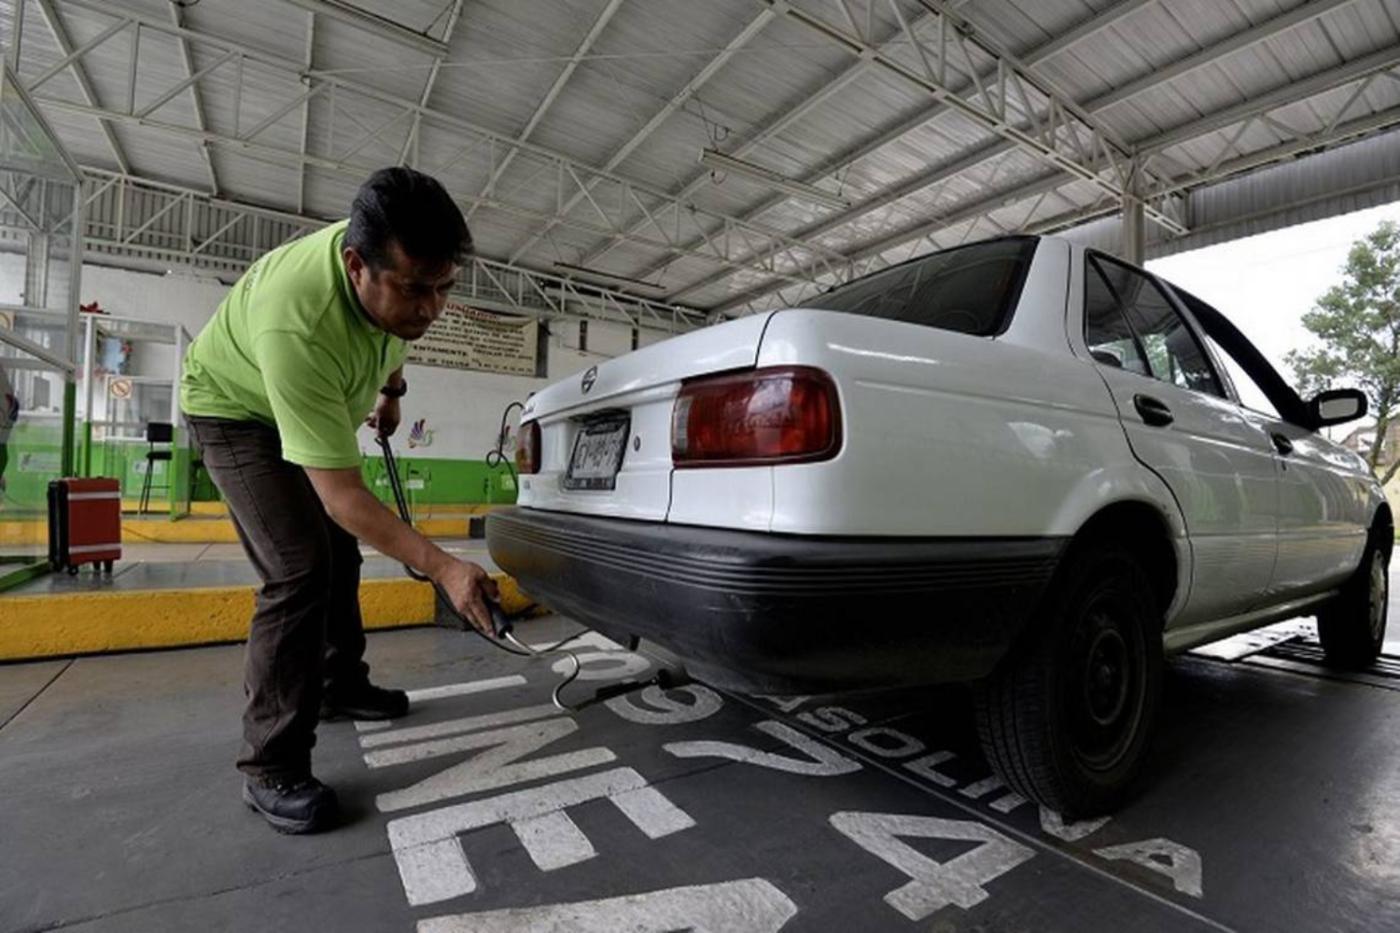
[{"xmin": 486, "ymin": 507, "xmax": 1067, "ymax": 694}]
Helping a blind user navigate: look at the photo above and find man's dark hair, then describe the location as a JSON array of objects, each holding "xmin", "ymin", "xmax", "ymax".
[{"xmin": 346, "ymin": 167, "xmax": 472, "ymax": 272}]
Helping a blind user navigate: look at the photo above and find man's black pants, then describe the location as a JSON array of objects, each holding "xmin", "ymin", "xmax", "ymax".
[{"xmin": 187, "ymin": 416, "xmax": 369, "ymax": 780}]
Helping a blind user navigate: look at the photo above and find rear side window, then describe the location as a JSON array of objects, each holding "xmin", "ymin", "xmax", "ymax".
[
  {"xmin": 1085, "ymin": 255, "xmax": 1224, "ymax": 399},
  {"xmin": 809, "ymin": 237, "xmax": 1037, "ymax": 336}
]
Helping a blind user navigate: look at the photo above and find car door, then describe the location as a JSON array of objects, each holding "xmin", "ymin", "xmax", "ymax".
[
  {"xmin": 1168, "ymin": 287, "xmax": 1371, "ymax": 602},
  {"xmin": 1080, "ymin": 252, "xmax": 1280, "ymax": 626}
]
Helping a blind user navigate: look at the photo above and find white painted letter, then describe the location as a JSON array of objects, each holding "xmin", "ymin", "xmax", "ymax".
[
  {"xmin": 360, "ymin": 703, "xmax": 561, "ymax": 749},
  {"xmin": 848, "ymin": 727, "xmax": 925, "ymax": 759},
  {"xmin": 417, "ymin": 878, "xmax": 797, "ymax": 933},
  {"xmin": 552, "ymin": 650, "xmax": 651, "ymax": 682},
  {"xmin": 830, "ymin": 812, "xmax": 1034, "ymax": 921},
  {"xmin": 355, "ymin": 675, "xmax": 527, "ymax": 732},
  {"xmin": 903, "ymin": 751, "xmax": 958, "ymax": 788},
  {"xmin": 372, "ymin": 719, "xmax": 615, "ymax": 813},
  {"xmin": 665, "ymin": 720, "xmax": 860, "ymax": 776},
  {"xmin": 751, "ymin": 695, "xmax": 810, "ymax": 714},
  {"xmin": 605, "ymin": 684, "xmax": 723, "ymax": 725},
  {"xmin": 389, "ymin": 767, "xmax": 695, "ymax": 906},
  {"xmin": 796, "ymin": 707, "xmax": 868, "ymax": 733},
  {"xmin": 1093, "ymin": 838, "xmax": 1203, "ymax": 898},
  {"xmin": 1038, "ymin": 807, "xmax": 1110, "ymax": 843}
]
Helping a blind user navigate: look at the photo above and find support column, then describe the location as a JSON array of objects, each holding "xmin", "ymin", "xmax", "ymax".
[{"xmin": 1120, "ymin": 159, "xmax": 1146, "ymax": 265}]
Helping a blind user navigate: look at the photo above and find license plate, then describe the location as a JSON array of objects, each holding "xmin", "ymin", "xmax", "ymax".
[{"xmin": 564, "ymin": 417, "xmax": 630, "ymax": 490}]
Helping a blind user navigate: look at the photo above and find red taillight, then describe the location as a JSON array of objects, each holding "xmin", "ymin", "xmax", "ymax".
[
  {"xmin": 672, "ymin": 366, "xmax": 841, "ymax": 468},
  {"xmin": 516, "ymin": 421, "xmax": 541, "ymax": 475}
]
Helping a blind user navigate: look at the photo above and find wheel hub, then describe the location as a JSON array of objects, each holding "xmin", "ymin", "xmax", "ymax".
[
  {"xmin": 1069, "ymin": 599, "xmax": 1147, "ymax": 773},
  {"xmin": 1369, "ymin": 553, "xmax": 1389, "ymax": 641},
  {"xmin": 1084, "ymin": 629, "xmax": 1129, "ymax": 726}
]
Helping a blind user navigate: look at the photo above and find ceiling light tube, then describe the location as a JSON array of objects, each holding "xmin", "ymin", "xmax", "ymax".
[{"xmin": 699, "ymin": 148, "xmax": 852, "ymax": 210}]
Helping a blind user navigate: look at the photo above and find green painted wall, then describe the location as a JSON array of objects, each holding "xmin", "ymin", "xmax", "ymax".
[
  {"xmin": 0, "ymin": 420, "xmax": 66, "ymax": 517},
  {"xmin": 362, "ymin": 453, "xmax": 517, "ymax": 507},
  {"xmin": 3, "ymin": 428, "xmax": 517, "ymax": 510},
  {"xmin": 0, "ymin": 420, "xmax": 65, "ymax": 567}
]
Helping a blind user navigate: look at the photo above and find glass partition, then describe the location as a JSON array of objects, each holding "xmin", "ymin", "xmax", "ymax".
[
  {"xmin": 0, "ymin": 62, "xmax": 84, "ymax": 590},
  {"xmin": 76, "ymin": 313, "xmax": 196, "ymax": 517}
]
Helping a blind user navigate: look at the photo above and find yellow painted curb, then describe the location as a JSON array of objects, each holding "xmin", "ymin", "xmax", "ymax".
[
  {"xmin": 1, "ymin": 511, "xmax": 499, "ymax": 546},
  {"xmin": 113, "ymin": 501, "xmax": 500, "ymax": 518},
  {"xmin": 119, "ymin": 500, "xmax": 228, "ymax": 516},
  {"xmin": 0, "ymin": 573, "xmax": 535, "ymax": 662},
  {"xmin": 120, "ymin": 518, "xmax": 242, "ymax": 544}
]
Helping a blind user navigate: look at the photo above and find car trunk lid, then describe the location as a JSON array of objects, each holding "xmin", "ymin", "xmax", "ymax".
[{"xmin": 518, "ymin": 313, "xmax": 775, "ymax": 521}]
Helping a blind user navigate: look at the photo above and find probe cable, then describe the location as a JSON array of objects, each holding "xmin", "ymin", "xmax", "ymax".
[{"xmin": 376, "ymin": 432, "xmax": 668, "ymax": 712}]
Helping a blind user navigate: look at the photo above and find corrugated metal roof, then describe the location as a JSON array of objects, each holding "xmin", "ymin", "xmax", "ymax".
[{"xmin": 1, "ymin": 0, "xmax": 1398, "ymax": 313}]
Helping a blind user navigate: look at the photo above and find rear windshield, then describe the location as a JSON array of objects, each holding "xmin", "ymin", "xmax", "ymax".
[{"xmin": 807, "ymin": 237, "xmax": 1037, "ymax": 336}]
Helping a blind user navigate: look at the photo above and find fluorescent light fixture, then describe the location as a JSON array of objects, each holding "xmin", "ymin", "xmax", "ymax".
[
  {"xmin": 283, "ymin": 0, "xmax": 449, "ymax": 57},
  {"xmin": 699, "ymin": 148, "xmax": 852, "ymax": 210},
  {"xmin": 555, "ymin": 262, "xmax": 667, "ymax": 293}
]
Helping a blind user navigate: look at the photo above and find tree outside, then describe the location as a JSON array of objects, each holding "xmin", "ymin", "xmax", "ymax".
[{"xmin": 1288, "ymin": 220, "xmax": 1400, "ymax": 488}]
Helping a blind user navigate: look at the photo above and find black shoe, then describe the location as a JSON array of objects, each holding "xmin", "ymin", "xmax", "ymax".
[
  {"xmin": 320, "ymin": 682, "xmax": 410, "ymax": 721},
  {"xmin": 242, "ymin": 775, "xmax": 338, "ymax": 834}
]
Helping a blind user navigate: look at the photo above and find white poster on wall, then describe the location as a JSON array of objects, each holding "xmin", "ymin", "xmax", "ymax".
[{"xmin": 407, "ymin": 301, "xmax": 538, "ymax": 377}]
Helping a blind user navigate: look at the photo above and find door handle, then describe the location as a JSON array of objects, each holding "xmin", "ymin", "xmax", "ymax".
[
  {"xmin": 1133, "ymin": 394, "xmax": 1174, "ymax": 427},
  {"xmin": 1271, "ymin": 432, "xmax": 1294, "ymax": 456}
]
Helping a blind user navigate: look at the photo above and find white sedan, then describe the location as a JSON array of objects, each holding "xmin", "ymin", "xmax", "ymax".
[{"xmin": 487, "ymin": 235, "xmax": 1392, "ymax": 815}]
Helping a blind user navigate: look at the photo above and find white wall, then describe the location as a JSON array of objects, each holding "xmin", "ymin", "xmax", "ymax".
[{"xmin": 59, "ymin": 262, "xmax": 669, "ymax": 462}]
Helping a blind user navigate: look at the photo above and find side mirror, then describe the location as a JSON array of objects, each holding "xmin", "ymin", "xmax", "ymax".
[{"xmin": 1309, "ymin": 388, "xmax": 1368, "ymax": 427}]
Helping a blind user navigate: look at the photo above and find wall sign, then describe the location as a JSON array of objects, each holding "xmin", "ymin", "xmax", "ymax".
[{"xmin": 407, "ymin": 301, "xmax": 538, "ymax": 377}]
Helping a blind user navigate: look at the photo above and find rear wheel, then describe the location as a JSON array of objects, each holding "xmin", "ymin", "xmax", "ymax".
[
  {"xmin": 1317, "ymin": 535, "xmax": 1390, "ymax": 669},
  {"xmin": 974, "ymin": 542, "xmax": 1162, "ymax": 817}
]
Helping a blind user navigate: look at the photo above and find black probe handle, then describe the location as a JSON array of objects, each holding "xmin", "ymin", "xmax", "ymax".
[{"xmin": 489, "ymin": 602, "xmax": 513, "ymax": 639}]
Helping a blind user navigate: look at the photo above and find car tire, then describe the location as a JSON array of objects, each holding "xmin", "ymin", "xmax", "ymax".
[
  {"xmin": 974, "ymin": 541, "xmax": 1163, "ymax": 818},
  {"xmin": 1317, "ymin": 533, "xmax": 1390, "ymax": 669}
]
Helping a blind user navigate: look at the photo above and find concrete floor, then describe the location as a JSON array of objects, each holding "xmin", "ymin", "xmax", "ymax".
[{"xmin": 3, "ymin": 605, "xmax": 1399, "ymax": 932}]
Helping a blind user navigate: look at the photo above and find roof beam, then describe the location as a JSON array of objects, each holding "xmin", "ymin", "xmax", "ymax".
[
  {"xmin": 30, "ymin": 0, "xmax": 848, "ymax": 290},
  {"xmin": 31, "ymin": 0, "xmax": 131, "ymax": 174},
  {"xmin": 622, "ymin": 0, "xmax": 1156, "ymax": 289},
  {"xmin": 280, "ymin": 0, "xmax": 448, "ymax": 57},
  {"xmin": 466, "ymin": 0, "xmax": 625, "ymax": 220},
  {"xmin": 76, "ymin": 168, "xmax": 705, "ymax": 331},
  {"xmin": 713, "ymin": 53, "xmax": 1400, "ymax": 314},
  {"xmin": 670, "ymin": 0, "xmax": 1363, "ymax": 305},
  {"xmin": 36, "ymin": 93, "xmax": 840, "ymax": 288},
  {"xmin": 396, "ymin": 0, "xmax": 466, "ymax": 168},
  {"xmin": 297, "ymin": 11, "xmax": 313, "ymax": 214},
  {"xmin": 167, "ymin": 1, "xmax": 220, "ymax": 195},
  {"xmin": 506, "ymin": 6, "xmax": 781, "ymax": 264},
  {"xmin": 763, "ymin": 0, "xmax": 1181, "ymax": 224},
  {"xmin": 1141, "ymin": 41, "xmax": 1400, "ymax": 156},
  {"xmin": 576, "ymin": 5, "xmax": 944, "ymax": 270},
  {"xmin": 6, "ymin": 0, "xmax": 24, "ymax": 70},
  {"xmin": 1080, "ymin": 0, "xmax": 1364, "ymax": 115}
]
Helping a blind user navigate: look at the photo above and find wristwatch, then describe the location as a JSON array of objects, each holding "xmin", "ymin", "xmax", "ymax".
[{"xmin": 379, "ymin": 379, "xmax": 408, "ymax": 399}]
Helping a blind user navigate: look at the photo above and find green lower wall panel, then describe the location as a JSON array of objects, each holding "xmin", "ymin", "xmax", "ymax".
[
  {"xmin": 1, "ymin": 421, "xmax": 65, "ymax": 516},
  {"xmin": 362, "ymin": 454, "xmax": 517, "ymax": 506},
  {"xmin": 3, "ymin": 427, "xmax": 516, "ymax": 508}
]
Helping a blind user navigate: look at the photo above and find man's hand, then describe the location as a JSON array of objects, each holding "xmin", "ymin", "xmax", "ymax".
[
  {"xmin": 304, "ymin": 467, "xmax": 500, "ymax": 637},
  {"xmin": 433, "ymin": 559, "xmax": 500, "ymax": 637},
  {"xmin": 366, "ymin": 394, "xmax": 401, "ymax": 438}
]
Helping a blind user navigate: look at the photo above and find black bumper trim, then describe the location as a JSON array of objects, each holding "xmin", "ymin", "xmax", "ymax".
[{"xmin": 487, "ymin": 508, "xmax": 1066, "ymax": 694}]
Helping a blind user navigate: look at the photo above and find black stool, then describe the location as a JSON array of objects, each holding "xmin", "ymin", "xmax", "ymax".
[{"xmin": 139, "ymin": 421, "xmax": 173, "ymax": 514}]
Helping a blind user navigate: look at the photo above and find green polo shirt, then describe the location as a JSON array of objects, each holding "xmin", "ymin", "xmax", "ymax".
[{"xmin": 179, "ymin": 220, "xmax": 407, "ymax": 469}]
